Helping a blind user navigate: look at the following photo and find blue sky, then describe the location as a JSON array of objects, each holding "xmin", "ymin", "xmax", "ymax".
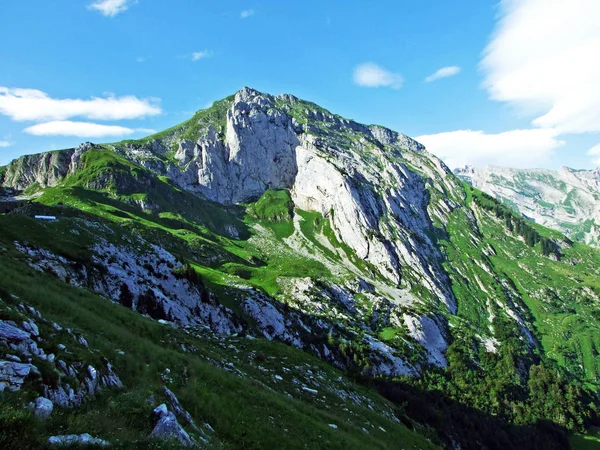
[{"xmin": 1, "ymin": 0, "xmax": 599, "ymax": 170}]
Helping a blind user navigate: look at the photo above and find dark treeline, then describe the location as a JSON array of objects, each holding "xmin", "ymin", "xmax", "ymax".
[{"xmin": 471, "ymin": 189, "xmax": 560, "ymax": 258}]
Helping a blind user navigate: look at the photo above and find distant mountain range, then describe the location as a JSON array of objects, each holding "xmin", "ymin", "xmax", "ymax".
[{"xmin": 455, "ymin": 165, "xmax": 600, "ymax": 247}]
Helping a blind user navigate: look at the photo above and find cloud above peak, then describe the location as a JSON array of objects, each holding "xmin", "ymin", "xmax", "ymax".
[
  {"xmin": 481, "ymin": 0, "xmax": 600, "ymax": 134},
  {"xmin": 417, "ymin": 128, "xmax": 564, "ymax": 169},
  {"xmin": 425, "ymin": 66, "xmax": 461, "ymax": 82},
  {"xmin": 88, "ymin": 0, "xmax": 133, "ymax": 17},
  {"xmin": 23, "ymin": 121, "xmax": 154, "ymax": 138},
  {"xmin": 240, "ymin": 9, "xmax": 255, "ymax": 19},
  {"xmin": 192, "ymin": 50, "xmax": 213, "ymax": 61},
  {"xmin": 0, "ymin": 140, "xmax": 12, "ymax": 148},
  {"xmin": 0, "ymin": 87, "xmax": 161, "ymax": 122},
  {"xmin": 353, "ymin": 63, "xmax": 403, "ymax": 89}
]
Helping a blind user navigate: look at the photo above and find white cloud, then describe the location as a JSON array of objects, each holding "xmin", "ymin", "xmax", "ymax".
[
  {"xmin": 136, "ymin": 56, "xmax": 149, "ymax": 63},
  {"xmin": 0, "ymin": 87, "xmax": 161, "ymax": 122},
  {"xmin": 23, "ymin": 121, "xmax": 150, "ymax": 138},
  {"xmin": 0, "ymin": 140, "xmax": 12, "ymax": 148},
  {"xmin": 425, "ymin": 66, "xmax": 461, "ymax": 82},
  {"xmin": 587, "ymin": 143, "xmax": 600, "ymax": 166},
  {"xmin": 416, "ymin": 128, "xmax": 564, "ymax": 169},
  {"xmin": 192, "ymin": 50, "xmax": 213, "ymax": 61},
  {"xmin": 481, "ymin": 0, "xmax": 600, "ymax": 134},
  {"xmin": 353, "ymin": 63, "xmax": 403, "ymax": 89},
  {"xmin": 240, "ymin": 9, "xmax": 255, "ymax": 19},
  {"xmin": 88, "ymin": 0, "xmax": 133, "ymax": 17}
]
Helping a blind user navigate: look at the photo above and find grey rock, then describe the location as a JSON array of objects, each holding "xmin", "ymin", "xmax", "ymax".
[
  {"xmin": 154, "ymin": 403, "xmax": 168, "ymax": 418},
  {"xmin": 22, "ymin": 320, "xmax": 39, "ymax": 337},
  {"xmin": 78, "ymin": 336, "xmax": 89, "ymax": 348},
  {"xmin": 34, "ymin": 396, "xmax": 54, "ymax": 419},
  {"xmin": 0, "ymin": 320, "xmax": 30, "ymax": 341},
  {"xmin": 48, "ymin": 433, "xmax": 110, "ymax": 446},
  {"xmin": 0, "ymin": 361, "xmax": 36, "ymax": 392},
  {"xmin": 150, "ymin": 410, "xmax": 194, "ymax": 447},
  {"xmin": 162, "ymin": 386, "xmax": 208, "ymax": 440}
]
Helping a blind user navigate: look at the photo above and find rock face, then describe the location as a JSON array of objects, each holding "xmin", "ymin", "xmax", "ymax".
[
  {"xmin": 173, "ymin": 88, "xmax": 300, "ymax": 204},
  {"xmin": 0, "ymin": 142, "xmax": 93, "ymax": 191},
  {"xmin": 162, "ymin": 88, "xmax": 454, "ymax": 312},
  {"xmin": 13, "ymin": 238, "xmax": 241, "ymax": 334},
  {"xmin": 455, "ymin": 165, "xmax": 600, "ymax": 247}
]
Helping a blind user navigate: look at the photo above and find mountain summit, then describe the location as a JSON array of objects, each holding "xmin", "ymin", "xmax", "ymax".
[{"xmin": 1, "ymin": 88, "xmax": 599, "ymax": 448}]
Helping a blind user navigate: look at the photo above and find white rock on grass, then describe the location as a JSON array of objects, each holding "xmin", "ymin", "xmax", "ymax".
[{"xmin": 48, "ymin": 433, "xmax": 110, "ymax": 446}]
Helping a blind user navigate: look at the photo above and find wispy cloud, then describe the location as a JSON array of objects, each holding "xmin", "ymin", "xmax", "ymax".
[
  {"xmin": 0, "ymin": 87, "xmax": 161, "ymax": 122},
  {"xmin": 425, "ymin": 66, "xmax": 461, "ymax": 82},
  {"xmin": 481, "ymin": 0, "xmax": 600, "ymax": 134},
  {"xmin": 23, "ymin": 121, "xmax": 153, "ymax": 138},
  {"xmin": 416, "ymin": 128, "xmax": 563, "ymax": 169},
  {"xmin": 88, "ymin": 0, "xmax": 133, "ymax": 17},
  {"xmin": 240, "ymin": 9, "xmax": 255, "ymax": 19},
  {"xmin": 192, "ymin": 50, "xmax": 213, "ymax": 61},
  {"xmin": 136, "ymin": 56, "xmax": 150, "ymax": 63},
  {"xmin": 0, "ymin": 140, "xmax": 12, "ymax": 148},
  {"xmin": 353, "ymin": 62, "xmax": 403, "ymax": 89},
  {"xmin": 587, "ymin": 144, "xmax": 600, "ymax": 166}
]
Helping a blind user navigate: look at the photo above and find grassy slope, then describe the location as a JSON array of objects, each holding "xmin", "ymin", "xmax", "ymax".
[
  {"xmin": 464, "ymin": 187, "xmax": 600, "ymax": 386},
  {"xmin": 0, "ymin": 214, "xmax": 436, "ymax": 450}
]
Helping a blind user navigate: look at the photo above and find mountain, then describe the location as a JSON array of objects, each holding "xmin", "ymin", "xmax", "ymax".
[
  {"xmin": 455, "ymin": 165, "xmax": 600, "ymax": 247},
  {"xmin": 1, "ymin": 87, "xmax": 599, "ymax": 449}
]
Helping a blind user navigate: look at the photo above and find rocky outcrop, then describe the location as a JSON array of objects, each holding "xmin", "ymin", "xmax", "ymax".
[
  {"xmin": 0, "ymin": 301, "xmax": 123, "ymax": 407},
  {"xmin": 48, "ymin": 434, "xmax": 110, "ymax": 447},
  {"xmin": 168, "ymin": 88, "xmax": 300, "ymax": 204},
  {"xmin": 0, "ymin": 142, "xmax": 94, "ymax": 192},
  {"xmin": 159, "ymin": 88, "xmax": 455, "ymax": 311},
  {"xmin": 150, "ymin": 403, "xmax": 194, "ymax": 447},
  {"xmin": 0, "ymin": 360, "xmax": 37, "ymax": 392},
  {"xmin": 14, "ymin": 237, "xmax": 242, "ymax": 334}
]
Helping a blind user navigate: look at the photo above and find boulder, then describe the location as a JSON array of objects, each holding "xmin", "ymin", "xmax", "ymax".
[
  {"xmin": 34, "ymin": 397, "xmax": 53, "ymax": 419},
  {"xmin": 0, "ymin": 320, "xmax": 30, "ymax": 341},
  {"xmin": 150, "ymin": 410, "xmax": 194, "ymax": 447}
]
